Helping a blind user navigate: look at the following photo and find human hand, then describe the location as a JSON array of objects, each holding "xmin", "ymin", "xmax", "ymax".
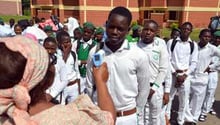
[
  {"xmin": 148, "ymin": 89, "xmax": 155, "ymax": 100},
  {"xmin": 163, "ymin": 93, "xmax": 170, "ymax": 105},
  {"xmin": 93, "ymin": 62, "xmax": 109, "ymax": 83},
  {"xmin": 175, "ymin": 74, "xmax": 187, "ymax": 87}
]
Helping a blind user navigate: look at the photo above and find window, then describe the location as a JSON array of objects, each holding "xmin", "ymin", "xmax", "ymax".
[{"xmin": 169, "ymin": 11, "xmax": 178, "ymax": 20}]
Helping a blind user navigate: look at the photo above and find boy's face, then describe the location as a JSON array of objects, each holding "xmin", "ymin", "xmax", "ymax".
[
  {"xmin": 180, "ymin": 24, "xmax": 192, "ymax": 38},
  {"xmin": 141, "ymin": 22, "xmax": 157, "ymax": 44},
  {"xmin": 95, "ymin": 34, "xmax": 103, "ymax": 42},
  {"xmin": 74, "ymin": 30, "xmax": 82, "ymax": 40},
  {"xmin": 61, "ymin": 35, "xmax": 72, "ymax": 49},
  {"xmin": 199, "ymin": 31, "xmax": 211, "ymax": 45},
  {"xmin": 14, "ymin": 26, "xmax": 22, "ymax": 35},
  {"xmin": 83, "ymin": 27, "xmax": 93, "ymax": 42},
  {"xmin": 171, "ymin": 30, "xmax": 181, "ymax": 39},
  {"xmin": 43, "ymin": 41, "xmax": 57, "ymax": 55},
  {"xmin": 106, "ymin": 14, "xmax": 130, "ymax": 46}
]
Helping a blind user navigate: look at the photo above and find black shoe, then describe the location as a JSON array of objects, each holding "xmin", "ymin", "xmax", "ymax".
[{"xmin": 199, "ymin": 114, "xmax": 207, "ymax": 122}]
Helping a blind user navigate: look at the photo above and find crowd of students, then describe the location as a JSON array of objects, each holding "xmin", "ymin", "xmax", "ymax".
[{"xmin": 0, "ymin": 6, "xmax": 219, "ymax": 125}]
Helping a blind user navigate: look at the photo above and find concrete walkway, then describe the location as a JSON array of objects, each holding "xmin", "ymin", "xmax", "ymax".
[{"xmin": 170, "ymin": 82, "xmax": 220, "ymax": 125}]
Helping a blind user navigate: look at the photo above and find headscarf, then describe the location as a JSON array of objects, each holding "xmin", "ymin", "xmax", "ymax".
[
  {"xmin": 0, "ymin": 35, "xmax": 49, "ymax": 125},
  {"xmin": 66, "ymin": 17, "xmax": 79, "ymax": 37}
]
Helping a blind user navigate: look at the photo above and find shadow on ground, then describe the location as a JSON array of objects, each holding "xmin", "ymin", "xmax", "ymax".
[{"xmin": 213, "ymin": 100, "xmax": 220, "ymax": 118}]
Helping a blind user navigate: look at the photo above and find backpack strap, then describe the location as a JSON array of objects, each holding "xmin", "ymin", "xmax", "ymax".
[
  {"xmin": 170, "ymin": 38, "xmax": 178, "ymax": 53},
  {"xmin": 70, "ymin": 51, "xmax": 76, "ymax": 66},
  {"xmin": 171, "ymin": 38, "xmax": 194, "ymax": 54},
  {"xmin": 189, "ymin": 41, "xmax": 194, "ymax": 54}
]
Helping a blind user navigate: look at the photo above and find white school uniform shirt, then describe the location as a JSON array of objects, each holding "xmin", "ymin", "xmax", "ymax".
[
  {"xmin": 167, "ymin": 37, "xmax": 198, "ymax": 75},
  {"xmin": 137, "ymin": 37, "xmax": 169, "ymax": 91},
  {"xmin": 57, "ymin": 49, "xmax": 80, "ymax": 82},
  {"xmin": 46, "ymin": 56, "xmax": 68, "ymax": 98},
  {"xmin": 86, "ymin": 39, "xmax": 150, "ymax": 111},
  {"xmin": 194, "ymin": 43, "xmax": 220, "ymax": 74}
]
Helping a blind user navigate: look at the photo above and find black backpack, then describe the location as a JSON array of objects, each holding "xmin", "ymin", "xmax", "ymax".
[{"xmin": 171, "ymin": 39, "xmax": 194, "ymax": 54}]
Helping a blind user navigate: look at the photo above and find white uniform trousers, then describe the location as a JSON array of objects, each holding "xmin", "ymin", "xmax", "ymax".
[
  {"xmin": 144, "ymin": 86, "xmax": 163, "ymax": 125},
  {"xmin": 80, "ymin": 76, "xmax": 86, "ymax": 93},
  {"xmin": 166, "ymin": 75, "xmax": 191, "ymax": 125},
  {"xmin": 185, "ymin": 73, "xmax": 209, "ymax": 123},
  {"xmin": 116, "ymin": 113, "xmax": 137, "ymax": 125},
  {"xmin": 61, "ymin": 83, "xmax": 79, "ymax": 105},
  {"xmin": 160, "ymin": 104, "xmax": 169, "ymax": 125},
  {"xmin": 201, "ymin": 71, "xmax": 218, "ymax": 115}
]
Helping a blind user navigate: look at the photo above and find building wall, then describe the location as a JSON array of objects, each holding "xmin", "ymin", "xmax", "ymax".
[
  {"xmin": 30, "ymin": 0, "xmax": 220, "ymax": 28},
  {"xmin": 0, "ymin": 0, "xmax": 22, "ymax": 15}
]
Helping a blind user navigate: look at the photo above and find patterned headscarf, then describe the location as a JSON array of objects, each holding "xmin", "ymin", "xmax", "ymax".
[{"xmin": 0, "ymin": 35, "xmax": 49, "ymax": 125}]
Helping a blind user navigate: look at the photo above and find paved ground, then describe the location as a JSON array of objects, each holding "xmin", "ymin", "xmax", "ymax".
[
  {"xmin": 198, "ymin": 82, "xmax": 220, "ymax": 125},
  {"xmin": 170, "ymin": 82, "xmax": 220, "ymax": 125}
]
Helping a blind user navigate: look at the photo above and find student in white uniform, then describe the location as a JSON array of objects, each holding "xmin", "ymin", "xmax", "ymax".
[
  {"xmin": 184, "ymin": 29, "xmax": 220, "ymax": 124},
  {"xmin": 200, "ymin": 30, "xmax": 220, "ymax": 122},
  {"xmin": 56, "ymin": 31, "xmax": 81, "ymax": 104},
  {"xmin": 43, "ymin": 37, "xmax": 69, "ymax": 104},
  {"xmin": 86, "ymin": 6, "xmax": 150, "ymax": 125},
  {"xmin": 166, "ymin": 22, "xmax": 198, "ymax": 125},
  {"xmin": 160, "ymin": 66, "xmax": 172, "ymax": 125},
  {"xmin": 137, "ymin": 20, "xmax": 169, "ymax": 125}
]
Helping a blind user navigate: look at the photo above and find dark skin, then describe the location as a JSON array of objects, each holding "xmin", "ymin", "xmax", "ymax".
[
  {"xmin": 175, "ymin": 24, "xmax": 193, "ymax": 87},
  {"xmin": 60, "ymin": 36, "xmax": 81, "ymax": 93},
  {"xmin": 83, "ymin": 27, "xmax": 94, "ymax": 42},
  {"xmin": 142, "ymin": 21, "xmax": 158, "ymax": 99},
  {"xmin": 105, "ymin": 14, "xmax": 130, "ymax": 52},
  {"xmin": 198, "ymin": 31, "xmax": 212, "ymax": 73}
]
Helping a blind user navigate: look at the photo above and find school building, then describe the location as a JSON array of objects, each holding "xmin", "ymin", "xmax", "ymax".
[
  {"xmin": 0, "ymin": 0, "xmax": 22, "ymax": 15},
  {"xmin": 20, "ymin": 0, "xmax": 220, "ymax": 28}
]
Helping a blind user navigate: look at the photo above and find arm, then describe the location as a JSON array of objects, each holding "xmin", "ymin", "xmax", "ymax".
[
  {"xmin": 166, "ymin": 39, "xmax": 176, "ymax": 73},
  {"xmin": 136, "ymin": 55, "xmax": 150, "ymax": 125},
  {"xmin": 152, "ymin": 43, "xmax": 169, "ymax": 92},
  {"xmin": 186, "ymin": 42, "xmax": 198, "ymax": 75},
  {"xmin": 93, "ymin": 63, "xmax": 116, "ymax": 123}
]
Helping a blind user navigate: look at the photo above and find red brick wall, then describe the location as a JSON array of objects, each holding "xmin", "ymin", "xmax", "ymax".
[
  {"xmin": 187, "ymin": 11, "xmax": 216, "ymax": 28},
  {"xmin": 151, "ymin": 13, "xmax": 165, "ymax": 28},
  {"xmin": 37, "ymin": 10, "xmax": 52, "ymax": 19},
  {"xmin": 0, "ymin": 1, "xmax": 22, "ymax": 15},
  {"xmin": 167, "ymin": 0, "xmax": 184, "ymax": 6},
  {"xmin": 87, "ymin": 0, "xmax": 111, "ymax": 6},
  {"xmin": 64, "ymin": 10, "xmax": 80, "ymax": 20},
  {"xmin": 129, "ymin": 0, "xmax": 138, "ymax": 7},
  {"xmin": 190, "ymin": 0, "xmax": 218, "ymax": 7},
  {"xmin": 113, "ymin": 0, "xmax": 127, "ymax": 7},
  {"xmin": 150, "ymin": 0, "xmax": 166, "ymax": 7},
  {"xmin": 85, "ymin": 10, "xmax": 108, "ymax": 27},
  {"xmin": 36, "ymin": 0, "xmax": 53, "ymax": 5}
]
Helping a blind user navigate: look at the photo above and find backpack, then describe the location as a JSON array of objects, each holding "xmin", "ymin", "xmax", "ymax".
[
  {"xmin": 171, "ymin": 39, "xmax": 194, "ymax": 54},
  {"xmin": 208, "ymin": 16, "xmax": 220, "ymax": 33}
]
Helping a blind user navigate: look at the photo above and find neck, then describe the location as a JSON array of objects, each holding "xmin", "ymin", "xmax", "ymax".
[
  {"xmin": 106, "ymin": 41, "xmax": 124, "ymax": 52},
  {"xmin": 180, "ymin": 36, "xmax": 189, "ymax": 42}
]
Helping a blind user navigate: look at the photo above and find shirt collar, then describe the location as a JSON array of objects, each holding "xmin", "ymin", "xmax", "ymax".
[
  {"xmin": 176, "ymin": 37, "xmax": 193, "ymax": 42},
  {"xmin": 80, "ymin": 38, "xmax": 93, "ymax": 45},
  {"xmin": 104, "ymin": 39, "xmax": 130, "ymax": 53}
]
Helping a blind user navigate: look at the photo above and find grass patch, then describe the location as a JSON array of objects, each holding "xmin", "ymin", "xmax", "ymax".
[
  {"xmin": 160, "ymin": 28, "xmax": 201, "ymax": 41},
  {"xmin": 0, "ymin": 15, "xmax": 31, "ymax": 23}
]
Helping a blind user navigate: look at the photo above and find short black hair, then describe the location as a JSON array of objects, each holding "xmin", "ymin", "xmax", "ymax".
[
  {"xmin": 44, "ymin": 37, "xmax": 57, "ymax": 45},
  {"xmin": 199, "ymin": 28, "xmax": 211, "ymax": 37},
  {"xmin": 144, "ymin": 19, "xmax": 159, "ymax": 29},
  {"xmin": 108, "ymin": 6, "xmax": 132, "ymax": 26},
  {"xmin": 181, "ymin": 22, "xmax": 193, "ymax": 29},
  {"xmin": 56, "ymin": 30, "xmax": 70, "ymax": 43}
]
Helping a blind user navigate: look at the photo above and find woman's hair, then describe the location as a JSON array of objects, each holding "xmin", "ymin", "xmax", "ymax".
[
  {"xmin": 0, "ymin": 43, "xmax": 27, "ymax": 89},
  {"xmin": 29, "ymin": 64, "xmax": 55, "ymax": 106}
]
